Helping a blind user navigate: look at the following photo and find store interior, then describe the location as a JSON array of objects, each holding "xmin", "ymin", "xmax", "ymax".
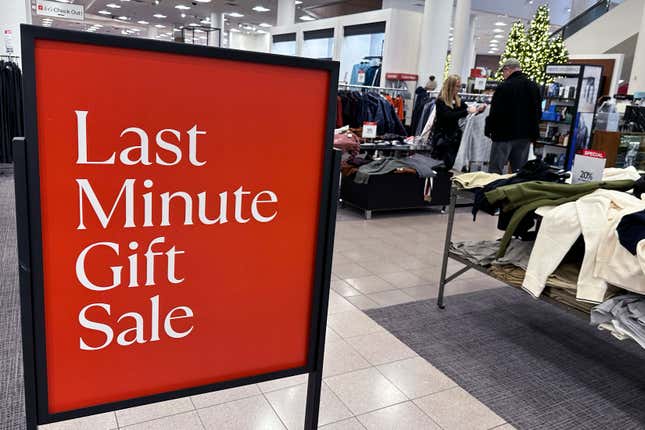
[{"xmin": 2, "ymin": 0, "xmax": 645, "ymax": 429}]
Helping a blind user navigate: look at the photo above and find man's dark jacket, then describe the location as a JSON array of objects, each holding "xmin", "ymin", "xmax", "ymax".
[{"xmin": 485, "ymin": 71, "xmax": 542, "ymax": 142}]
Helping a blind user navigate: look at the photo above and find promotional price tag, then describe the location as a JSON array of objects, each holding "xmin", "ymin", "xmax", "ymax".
[
  {"xmin": 474, "ymin": 77, "xmax": 486, "ymax": 91},
  {"xmin": 362, "ymin": 121, "xmax": 377, "ymax": 138},
  {"xmin": 357, "ymin": 70, "xmax": 366, "ymax": 84},
  {"xmin": 572, "ymin": 150, "xmax": 606, "ymax": 183}
]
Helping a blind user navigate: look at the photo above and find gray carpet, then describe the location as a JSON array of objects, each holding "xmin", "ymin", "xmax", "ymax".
[
  {"xmin": 0, "ymin": 173, "xmax": 25, "ymax": 430},
  {"xmin": 367, "ymin": 288, "xmax": 645, "ymax": 430}
]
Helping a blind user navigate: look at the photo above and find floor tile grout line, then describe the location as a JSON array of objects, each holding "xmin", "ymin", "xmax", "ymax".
[
  {"xmin": 116, "ymin": 409, "xmax": 198, "ymax": 429},
  {"xmin": 261, "ymin": 391, "xmax": 289, "ymax": 430},
  {"xmin": 188, "ymin": 396, "xmax": 207, "ymax": 430}
]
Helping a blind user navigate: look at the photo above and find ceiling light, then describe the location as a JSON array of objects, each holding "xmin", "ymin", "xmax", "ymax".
[
  {"xmin": 155, "ymin": 24, "xmax": 166, "ymax": 28},
  {"xmin": 489, "ymin": 41, "xmax": 499, "ymax": 45},
  {"xmin": 228, "ymin": 12, "xmax": 244, "ymax": 17},
  {"xmin": 252, "ymin": 6, "xmax": 270, "ymax": 12},
  {"xmin": 93, "ymin": 24, "xmax": 103, "ymax": 27},
  {"xmin": 117, "ymin": 16, "xmax": 129, "ymax": 20},
  {"xmin": 300, "ymin": 15, "xmax": 315, "ymax": 21},
  {"xmin": 194, "ymin": 0, "xmax": 212, "ymax": 2},
  {"xmin": 256, "ymin": 29, "xmax": 266, "ymax": 33},
  {"xmin": 488, "ymin": 50, "xmax": 496, "ymax": 54},
  {"xmin": 131, "ymin": 28, "xmax": 141, "ymax": 32},
  {"xmin": 181, "ymin": 13, "xmax": 186, "ymax": 18},
  {"xmin": 200, "ymin": 19, "xmax": 211, "ymax": 24},
  {"xmin": 567, "ymin": 8, "xmax": 572, "ymax": 12},
  {"xmin": 295, "ymin": 0, "xmax": 303, "ymax": 4},
  {"xmin": 259, "ymin": 22, "xmax": 272, "ymax": 27},
  {"xmin": 137, "ymin": 20, "xmax": 149, "ymax": 24},
  {"xmin": 98, "ymin": 10, "xmax": 111, "ymax": 15},
  {"xmin": 106, "ymin": 3, "xmax": 121, "ymax": 8},
  {"xmin": 175, "ymin": 5, "xmax": 191, "ymax": 10},
  {"xmin": 189, "ymin": 23, "xmax": 200, "ymax": 26},
  {"xmin": 153, "ymin": 13, "xmax": 166, "ymax": 18},
  {"xmin": 494, "ymin": 34, "xmax": 503, "ymax": 38},
  {"xmin": 494, "ymin": 21, "xmax": 506, "ymax": 26},
  {"xmin": 230, "ymin": 28, "xmax": 240, "ymax": 32},
  {"xmin": 493, "ymin": 28, "xmax": 504, "ymax": 33}
]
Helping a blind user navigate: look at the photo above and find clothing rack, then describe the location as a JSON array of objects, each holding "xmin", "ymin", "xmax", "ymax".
[
  {"xmin": 339, "ymin": 83, "xmax": 408, "ymax": 93},
  {"xmin": 436, "ymin": 185, "xmax": 587, "ymax": 316},
  {"xmin": 426, "ymin": 90, "xmax": 493, "ymax": 102}
]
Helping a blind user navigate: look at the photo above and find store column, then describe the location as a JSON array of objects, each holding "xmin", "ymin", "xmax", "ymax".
[
  {"xmin": 277, "ymin": 0, "xmax": 295, "ymax": 27},
  {"xmin": 209, "ymin": 12, "xmax": 221, "ymax": 47},
  {"xmin": 0, "ymin": 0, "xmax": 30, "ymax": 59},
  {"xmin": 417, "ymin": 0, "xmax": 454, "ymax": 88},
  {"xmin": 147, "ymin": 26, "xmax": 158, "ymax": 40},
  {"xmin": 462, "ymin": 15, "xmax": 477, "ymax": 80},
  {"xmin": 450, "ymin": 0, "xmax": 471, "ymax": 79},
  {"xmin": 630, "ymin": 3, "xmax": 645, "ymax": 92}
]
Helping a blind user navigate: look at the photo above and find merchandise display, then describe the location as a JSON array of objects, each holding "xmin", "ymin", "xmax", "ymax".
[{"xmin": 0, "ymin": 57, "xmax": 22, "ymax": 163}]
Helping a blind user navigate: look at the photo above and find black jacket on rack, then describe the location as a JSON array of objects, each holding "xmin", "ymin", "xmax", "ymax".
[
  {"xmin": 338, "ymin": 91, "xmax": 407, "ymax": 136},
  {"xmin": 410, "ymin": 87, "xmax": 430, "ymax": 134},
  {"xmin": 484, "ymin": 71, "xmax": 542, "ymax": 142},
  {"xmin": 0, "ymin": 60, "xmax": 23, "ymax": 163}
]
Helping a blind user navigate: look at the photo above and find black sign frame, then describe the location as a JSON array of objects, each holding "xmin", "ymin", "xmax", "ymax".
[{"xmin": 15, "ymin": 24, "xmax": 340, "ymax": 429}]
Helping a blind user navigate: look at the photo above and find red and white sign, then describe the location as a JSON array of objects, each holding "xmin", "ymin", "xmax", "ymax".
[
  {"xmin": 28, "ymin": 38, "xmax": 333, "ymax": 415},
  {"xmin": 572, "ymin": 150, "xmax": 606, "ymax": 183},
  {"xmin": 385, "ymin": 73, "xmax": 418, "ymax": 81},
  {"xmin": 362, "ymin": 121, "xmax": 377, "ymax": 138}
]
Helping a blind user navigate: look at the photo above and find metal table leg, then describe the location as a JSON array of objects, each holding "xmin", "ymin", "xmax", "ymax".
[{"xmin": 437, "ymin": 187, "xmax": 458, "ymax": 309}]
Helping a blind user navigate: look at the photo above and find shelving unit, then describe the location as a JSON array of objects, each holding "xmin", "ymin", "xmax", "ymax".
[{"xmin": 535, "ymin": 64, "xmax": 603, "ymax": 170}]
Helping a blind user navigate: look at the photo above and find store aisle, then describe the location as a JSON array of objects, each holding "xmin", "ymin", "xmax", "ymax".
[{"xmin": 0, "ymin": 173, "xmax": 510, "ymax": 429}]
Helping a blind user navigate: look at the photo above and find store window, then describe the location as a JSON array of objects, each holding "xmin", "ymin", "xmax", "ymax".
[
  {"xmin": 302, "ymin": 29, "xmax": 334, "ymax": 60},
  {"xmin": 340, "ymin": 22, "xmax": 385, "ymax": 86},
  {"xmin": 272, "ymin": 33, "xmax": 296, "ymax": 56}
]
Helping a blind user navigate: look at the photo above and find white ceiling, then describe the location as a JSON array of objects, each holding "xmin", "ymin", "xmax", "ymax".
[{"xmin": 30, "ymin": 0, "xmax": 602, "ymax": 50}]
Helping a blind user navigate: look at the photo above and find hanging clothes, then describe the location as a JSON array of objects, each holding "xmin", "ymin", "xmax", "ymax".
[
  {"xmin": 0, "ymin": 59, "xmax": 23, "ymax": 163},
  {"xmin": 337, "ymin": 90, "xmax": 407, "ymax": 136},
  {"xmin": 453, "ymin": 106, "xmax": 493, "ymax": 172}
]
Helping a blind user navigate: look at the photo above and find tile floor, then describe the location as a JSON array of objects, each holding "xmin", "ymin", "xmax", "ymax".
[{"xmin": 40, "ymin": 208, "xmax": 513, "ymax": 430}]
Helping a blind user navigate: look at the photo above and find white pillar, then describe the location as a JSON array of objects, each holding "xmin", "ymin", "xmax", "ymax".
[
  {"xmin": 450, "ymin": 0, "xmax": 470, "ymax": 79},
  {"xmin": 630, "ymin": 3, "xmax": 645, "ymax": 92},
  {"xmin": 462, "ymin": 15, "xmax": 477, "ymax": 80},
  {"xmin": 0, "ymin": 0, "xmax": 30, "ymax": 59},
  {"xmin": 296, "ymin": 30, "xmax": 303, "ymax": 57},
  {"xmin": 220, "ymin": 14, "xmax": 228, "ymax": 48},
  {"xmin": 418, "ymin": 0, "xmax": 454, "ymax": 88},
  {"xmin": 277, "ymin": 0, "xmax": 295, "ymax": 27},
  {"xmin": 208, "ymin": 12, "xmax": 221, "ymax": 46},
  {"xmin": 570, "ymin": 0, "xmax": 597, "ymax": 19},
  {"xmin": 147, "ymin": 26, "xmax": 158, "ymax": 39}
]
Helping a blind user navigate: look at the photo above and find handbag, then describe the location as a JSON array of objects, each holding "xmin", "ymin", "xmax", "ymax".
[{"xmin": 430, "ymin": 126, "xmax": 462, "ymax": 169}]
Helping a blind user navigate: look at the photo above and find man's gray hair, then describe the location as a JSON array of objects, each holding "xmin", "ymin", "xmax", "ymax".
[{"xmin": 502, "ymin": 58, "xmax": 521, "ymax": 70}]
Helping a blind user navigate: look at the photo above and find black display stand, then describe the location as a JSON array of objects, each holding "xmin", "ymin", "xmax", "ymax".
[
  {"xmin": 536, "ymin": 63, "xmax": 603, "ymax": 170},
  {"xmin": 340, "ymin": 170, "xmax": 452, "ymax": 219}
]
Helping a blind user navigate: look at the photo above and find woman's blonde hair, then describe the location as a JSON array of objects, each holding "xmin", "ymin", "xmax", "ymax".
[{"xmin": 438, "ymin": 74, "xmax": 462, "ymax": 106}]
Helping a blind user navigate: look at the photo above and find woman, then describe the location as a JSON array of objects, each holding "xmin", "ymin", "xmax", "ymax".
[{"xmin": 431, "ymin": 74, "xmax": 481, "ymax": 168}]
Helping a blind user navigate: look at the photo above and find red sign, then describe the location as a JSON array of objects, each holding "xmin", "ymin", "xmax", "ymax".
[
  {"xmin": 21, "ymin": 31, "xmax": 337, "ymax": 419},
  {"xmin": 578, "ymin": 149, "xmax": 606, "ymax": 158},
  {"xmin": 385, "ymin": 73, "xmax": 418, "ymax": 81}
]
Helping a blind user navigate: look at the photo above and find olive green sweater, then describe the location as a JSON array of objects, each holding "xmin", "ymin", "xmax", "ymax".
[{"xmin": 485, "ymin": 180, "xmax": 636, "ymax": 257}]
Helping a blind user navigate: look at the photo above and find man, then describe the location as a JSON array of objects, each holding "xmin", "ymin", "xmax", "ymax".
[
  {"xmin": 425, "ymin": 75, "xmax": 437, "ymax": 91},
  {"xmin": 485, "ymin": 58, "xmax": 542, "ymax": 173}
]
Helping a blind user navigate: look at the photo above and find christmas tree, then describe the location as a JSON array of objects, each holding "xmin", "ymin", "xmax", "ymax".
[
  {"xmin": 500, "ymin": 22, "xmax": 527, "ymax": 68},
  {"xmin": 497, "ymin": 5, "xmax": 568, "ymax": 82}
]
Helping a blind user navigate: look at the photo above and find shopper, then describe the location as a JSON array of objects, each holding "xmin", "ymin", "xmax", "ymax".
[
  {"xmin": 431, "ymin": 74, "xmax": 482, "ymax": 168},
  {"xmin": 425, "ymin": 75, "xmax": 437, "ymax": 91},
  {"xmin": 485, "ymin": 58, "xmax": 542, "ymax": 174}
]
